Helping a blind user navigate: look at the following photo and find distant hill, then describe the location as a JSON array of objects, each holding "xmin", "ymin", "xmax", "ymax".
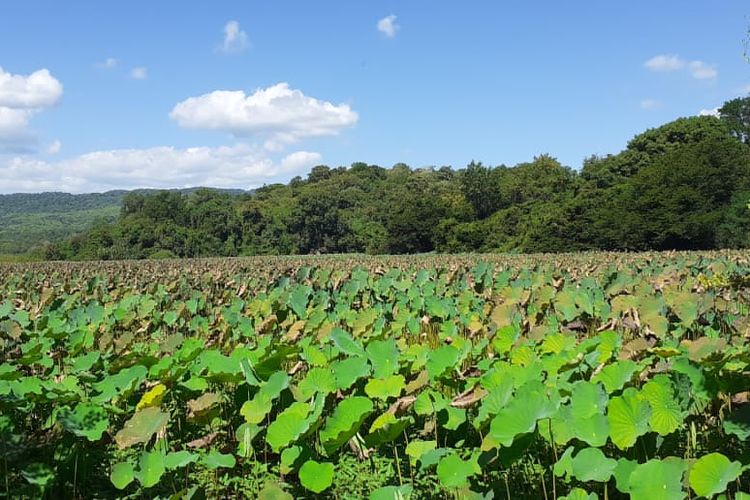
[{"xmin": 0, "ymin": 188, "xmax": 247, "ymax": 255}]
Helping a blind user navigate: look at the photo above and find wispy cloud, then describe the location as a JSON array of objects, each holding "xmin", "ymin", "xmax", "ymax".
[
  {"xmin": 377, "ymin": 15, "xmax": 399, "ymax": 38},
  {"xmin": 221, "ymin": 20, "xmax": 250, "ymax": 53},
  {"xmin": 644, "ymin": 54, "xmax": 717, "ymax": 80},
  {"xmin": 97, "ymin": 57, "xmax": 118, "ymax": 69},
  {"xmin": 644, "ymin": 54, "xmax": 684, "ymax": 72},
  {"xmin": 130, "ymin": 67, "xmax": 147, "ymax": 80}
]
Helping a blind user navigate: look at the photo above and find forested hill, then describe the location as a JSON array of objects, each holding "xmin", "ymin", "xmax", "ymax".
[
  {"xmin": 29, "ymin": 96, "xmax": 750, "ymax": 260},
  {"xmin": 0, "ymin": 188, "xmax": 246, "ymax": 256}
]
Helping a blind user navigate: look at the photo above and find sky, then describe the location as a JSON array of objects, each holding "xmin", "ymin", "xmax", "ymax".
[{"xmin": 0, "ymin": 1, "xmax": 748, "ymax": 193}]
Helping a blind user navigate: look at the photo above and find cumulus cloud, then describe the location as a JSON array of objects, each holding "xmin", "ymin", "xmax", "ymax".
[
  {"xmin": 221, "ymin": 20, "xmax": 250, "ymax": 52},
  {"xmin": 130, "ymin": 67, "xmax": 147, "ymax": 80},
  {"xmin": 640, "ymin": 99, "xmax": 661, "ymax": 110},
  {"xmin": 170, "ymin": 82, "xmax": 358, "ymax": 144},
  {"xmin": 644, "ymin": 54, "xmax": 717, "ymax": 80},
  {"xmin": 0, "ymin": 144, "xmax": 323, "ymax": 193},
  {"xmin": 0, "ymin": 66, "xmax": 62, "ymax": 152},
  {"xmin": 699, "ymin": 107, "xmax": 720, "ymax": 117},
  {"xmin": 0, "ymin": 67, "xmax": 63, "ymax": 108},
  {"xmin": 377, "ymin": 15, "xmax": 399, "ymax": 38}
]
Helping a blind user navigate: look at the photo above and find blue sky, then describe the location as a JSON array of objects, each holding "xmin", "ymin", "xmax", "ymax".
[{"xmin": 0, "ymin": 1, "xmax": 748, "ymax": 192}]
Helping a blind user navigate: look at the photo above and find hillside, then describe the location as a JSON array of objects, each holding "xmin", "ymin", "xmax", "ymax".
[{"xmin": 0, "ymin": 188, "xmax": 247, "ymax": 255}]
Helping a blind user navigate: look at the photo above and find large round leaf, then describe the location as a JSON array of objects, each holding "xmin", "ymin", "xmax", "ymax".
[
  {"xmin": 319, "ymin": 396, "xmax": 373, "ymax": 455},
  {"xmin": 627, "ymin": 458, "xmax": 686, "ymax": 500},
  {"xmin": 640, "ymin": 375, "xmax": 683, "ymax": 436},
  {"xmin": 436, "ymin": 453, "xmax": 480, "ymax": 489},
  {"xmin": 607, "ymin": 388, "xmax": 651, "ymax": 450},
  {"xmin": 299, "ymin": 460, "xmax": 334, "ymax": 493},
  {"xmin": 114, "ymin": 407, "xmax": 169, "ymax": 449},
  {"xmin": 58, "ymin": 403, "xmax": 110, "ymax": 441},
  {"xmin": 689, "ymin": 453, "xmax": 743, "ymax": 498},
  {"xmin": 110, "ymin": 462, "xmax": 134, "ymax": 490},
  {"xmin": 136, "ymin": 450, "xmax": 165, "ymax": 488}
]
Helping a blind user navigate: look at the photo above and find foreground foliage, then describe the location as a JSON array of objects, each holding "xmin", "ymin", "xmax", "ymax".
[{"xmin": 1, "ymin": 252, "xmax": 749, "ymax": 498}]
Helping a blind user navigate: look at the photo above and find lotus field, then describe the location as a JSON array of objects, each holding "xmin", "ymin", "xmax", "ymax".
[{"xmin": 1, "ymin": 252, "xmax": 750, "ymax": 499}]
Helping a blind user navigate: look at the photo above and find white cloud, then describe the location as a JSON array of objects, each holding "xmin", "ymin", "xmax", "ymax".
[
  {"xmin": 740, "ymin": 83, "xmax": 750, "ymax": 95},
  {"xmin": 377, "ymin": 15, "xmax": 399, "ymax": 38},
  {"xmin": 98, "ymin": 57, "xmax": 118, "ymax": 69},
  {"xmin": 46, "ymin": 139, "xmax": 61, "ymax": 155},
  {"xmin": 130, "ymin": 67, "xmax": 147, "ymax": 80},
  {"xmin": 0, "ymin": 66, "xmax": 63, "ymax": 108},
  {"xmin": 170, "ymin": 83, "xmax": 358, "ymax": 144},
  {"xmin": 221, "ymin": 20, "xmax": 250, "ymax": 53},
  {"xmin": 644, "ymin": 54, "xmax": 717, "ymax": 80},
  {"xmin": 0, "ymin": 144, "xmax": 324, "ymax": 193},
  {"xmin": 0, "ymin": 67, "xmax": 62, "ymax": 152},
  {"xmin": 687, "ymin": 60, "xmax": 717, "ymax": 80},
  {"xmin": 640, "ymin": 99, "xmax": 661, "ymax": 110},
  {"xmin": 699, "ymin": 107, "xmax": 720, "ymax": 117}
]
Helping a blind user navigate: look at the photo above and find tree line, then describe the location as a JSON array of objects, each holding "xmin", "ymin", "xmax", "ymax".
[{"xmin": 44, "ymin": 96, "xmax": 750, "ymax": 260}]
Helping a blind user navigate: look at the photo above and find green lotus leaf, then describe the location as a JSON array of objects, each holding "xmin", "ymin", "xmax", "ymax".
[
  {"xmin": 640, "ymin": 375, "xmax": 683, "ymax": 436},
  {"xmin": 554, "ymin": 447, "xmax": 616, "ymax": 483},
  {"xmin": 689, "ymin": 452, "xmax": 743, "ymax": 498},
  {"xmin": 612, "ymin": 458, "xmax": 638, "ymax": 494},
  {"xmin": 319, "ymin": 396, "xmax": 373, "ymax": 456},
  {"xmin": 474, "ymin": 376, "xmax": 514, "ymax": 428},
  {"xmin": 297, "ymin": 367, "xmax": 337, "ymax": 401},
  {"xmin": 58, "ymin": 402, "xmax": 109, "ymax": 441},
  {"xmin": 405, "ymin": 440, "xmax": 437, "ymax": 466},
  {"xmin": 426, "ymin": 345, "xmax": 461, "ymax": 380},
  {"xmin": 607, "ymin": 387, "xmax": 651, "ymax": 450},
  {"xmin": 366, "ymin": 338, "xmax": 400, "ymax": 378},
  {"xmin": 591, "ymin": 359, "xmax": 637, "ymax": 394},
  {"xmin": 91, "ymin": 365, "xmax": 147, "ymax": 403},
  {"xmin": 413, "ymin": 390, "xmax": 449, "ymax": 416},
  {"xmin": 365, "ymin": 374, "xmax": 405, "ymax": 401},
  {"xmin": 331, "ymin": 356, "xmax": 371, "ymax": 390},
  {"xmin": 560, "ymin": 488, "xmax": 597, "ymax": 500},
  {"xmin": 202, "ymin": 450, "xmax": 236, "ymax": 470},
  {"xmin": 288, "ymin": 284, "xmax": 311, "ymax": 319},
  {"xmin": 330, "ymin": 328, "xmax": 366, "ymax": 357},
  {"xmin": 164, "ymin": 451, "xmax": 197, "ymax": 470},
  {"xmin": 723, "ymin": 404, "xmax": 750, "ymax": 440},
  {"xmin": 366, "ymin": 413, "xmax": 412, "ymax": 446},
  {"xmin": 369, "ymin": 485, "xmax": 413, "ymax": 500},
  {"xmin": 489, "ymin": 381, "xmax": 559, "ymax": 447},
  {"xmin": 299, "ymin": 460, "xmax": 334, "ymax": 493},
  {"xmin": 266, "ymin": 402, "xmax": 311, "ymax": 452},
  {"xmin": 239, "ymin": 371, "xmax": 289, "ymax": 424},
  {"xmin": 236, "ymin": 422, "xmax": 262, "ymax": 458},
  {"xmin": 441, "ymin": 406, "xmax": 467, "ymax": 431},
  {"xmin": 436, "ymin": 453, "xmax": 480, "ymax": 489},
  {"xmin": 21, "ymin": 462, "xmax": 55, "ymax": 489},
  {"xmin": 258, "ymin": 482, "xmax": 294, "ymax": 500},
  {"xmin": 626, "ymin": 458, "xmax": 687, "ymax": 500},
  {"xmin": 280, "ymin": 445, "xmax": 309, "ymax": 475},
  {"xmin": 136, "ymin": 450, "xmax": 165, "ymax": 488},
  {"xmin": 110, "ymin": 462, "xmax": 135, "ymax": 490},
  {"xmin": 114, "ymin": 407, "xmax": 169, "ymax": 449}
]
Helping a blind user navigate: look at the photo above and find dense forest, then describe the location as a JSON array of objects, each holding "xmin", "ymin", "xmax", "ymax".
[{"xmin": 42, "ymin": 96, "xmax": 750, "ymax": 260}]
